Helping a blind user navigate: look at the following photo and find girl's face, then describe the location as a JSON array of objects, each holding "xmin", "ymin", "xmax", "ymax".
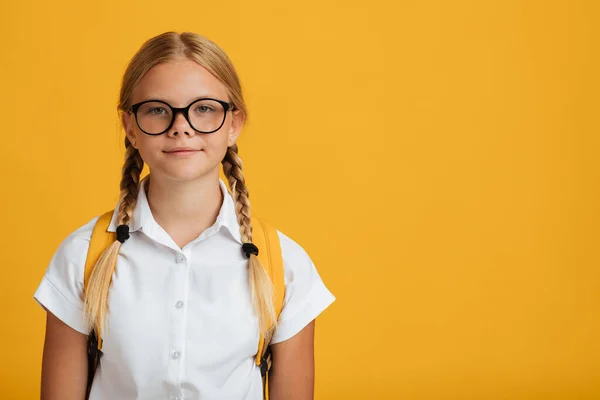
[{"xmin": 121, "ymin": 58, "xmax": 244, "ymax": 182}]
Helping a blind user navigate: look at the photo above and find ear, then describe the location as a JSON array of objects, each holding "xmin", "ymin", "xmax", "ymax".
[
  {"xmin": 121, "ymin": 111, "xmax": 138, "ymax": 148},
  {"xmin": 227, "ymin": 109, "xmax": 245, "ymax": 147}
]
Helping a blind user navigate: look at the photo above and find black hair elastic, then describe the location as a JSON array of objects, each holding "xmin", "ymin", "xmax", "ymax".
[
  {"xmin": 116, "ymin": 225, "xmax": 130, "ymax": 244},
  {"xmin": 242, "ymin": 243, "xmax": 259, "ymax": 258}
]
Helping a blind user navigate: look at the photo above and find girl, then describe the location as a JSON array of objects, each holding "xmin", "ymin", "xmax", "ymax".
[{"xmin": 34, "ymin": 31, "xmax": 335, "ymax": 400}]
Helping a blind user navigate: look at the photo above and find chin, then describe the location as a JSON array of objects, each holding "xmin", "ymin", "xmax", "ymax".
[{"xmin": 159, "ymin": 164, "xmax": 219, "ymax": 182}]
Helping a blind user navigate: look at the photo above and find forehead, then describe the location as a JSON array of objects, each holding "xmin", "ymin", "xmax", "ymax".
[{"xmin": 133, "ymin": 58, "xmax": 229, "ymax": 106}]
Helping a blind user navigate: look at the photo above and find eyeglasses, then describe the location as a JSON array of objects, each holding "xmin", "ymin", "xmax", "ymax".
[{"xmin": 128, "ymin": 98, "xmax": 235, "ymax": 135}]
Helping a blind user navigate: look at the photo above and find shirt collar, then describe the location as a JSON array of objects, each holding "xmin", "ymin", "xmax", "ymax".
[{"xmin": 107, "ymin": 175, "xmax": 242, "ymax": 244}]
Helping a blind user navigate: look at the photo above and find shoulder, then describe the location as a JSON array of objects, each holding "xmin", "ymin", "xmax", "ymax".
[
  {"xmin": 270, "ymin": 229, "xmax": 336, "ymax": 343},
  {"xmin": 43, "ymin": 214, "xmax": 104, "ymax": 285},
  {"xmin": 276, "ymin": 229, "xmax": 313, "ymax": 266},
  {"xmin": 33, "ymin": 215, "xmax": 102, "ymax": 334},
  {"xmin": 274, "ymin": 228, "xmax": 328, "ymax": 291},
  {"xmin": 42, "ymin": 214, "xmax": 104, "ymax": 292},
  {"xmin": 53, "ymin": 215, "xmax": 100, "ymax": 262},
  {"xmin": 252, "ymin": 217, "xmax": 316, "ymax": 273}
]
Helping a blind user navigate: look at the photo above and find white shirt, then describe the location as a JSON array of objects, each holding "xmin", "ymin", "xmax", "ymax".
[{"xmin": 33, "ymin": 176, "xmax": 335, "ymax": 400}]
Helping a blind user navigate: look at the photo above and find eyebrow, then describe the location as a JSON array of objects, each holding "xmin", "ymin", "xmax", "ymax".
[{"xmin": 139, "ymin": 94, "xmax": 225, "ymax": 104}]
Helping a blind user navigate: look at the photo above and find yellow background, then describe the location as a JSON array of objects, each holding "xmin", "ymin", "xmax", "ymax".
[{"xmin": 1, "ymin": 0, "xmax": 599, "ymax": 398}]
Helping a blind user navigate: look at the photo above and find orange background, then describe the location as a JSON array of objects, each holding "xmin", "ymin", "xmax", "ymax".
[{"xmin": 1, "ymin": 0, "xmax": 599, "ymax": 398}]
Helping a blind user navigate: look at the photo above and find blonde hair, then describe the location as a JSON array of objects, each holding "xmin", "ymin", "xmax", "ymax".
[{"xmin": 84, "ymin": 31, "xmax": 276, "ymax": 340}]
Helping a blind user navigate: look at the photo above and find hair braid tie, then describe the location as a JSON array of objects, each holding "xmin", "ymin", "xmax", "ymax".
[
  {"xmin": 116, "ymin": 225, "xmax": 130, "ymax": 243},
  {"xmin": 242, "ymin": 242, "xmax": 259, "ymax": 258}
]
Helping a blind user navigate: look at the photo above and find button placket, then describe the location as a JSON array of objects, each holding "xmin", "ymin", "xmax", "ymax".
[{"xmin": 167, "ymin": 251, "xmax": 189, "ymax": 392}]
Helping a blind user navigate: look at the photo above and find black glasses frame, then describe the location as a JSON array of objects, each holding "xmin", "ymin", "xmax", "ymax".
[{"xmin": 128, "ymin": 98, "xmax": 235, "ymax": 135}]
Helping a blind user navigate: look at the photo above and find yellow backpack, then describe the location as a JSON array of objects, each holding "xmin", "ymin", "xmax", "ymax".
[{"xmin": 83, "ymin": 210, "xmax": 285, "ymax": 400}]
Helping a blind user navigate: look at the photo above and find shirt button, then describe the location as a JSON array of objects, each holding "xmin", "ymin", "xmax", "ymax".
[
  {"xmin": 172, "ymin": 351, "xmax": 181, "ymax": 360},
  {"xmin": 175, "ymin": 301, "xmax": 184, "ymax": 309},
  {"xmin": 176, "ymin": 254, "xmax": 185, "ymax": 264}
]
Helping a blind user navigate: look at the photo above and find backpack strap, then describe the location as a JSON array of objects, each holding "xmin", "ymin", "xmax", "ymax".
[
  {"xmin": 84, "ymin": 210, "xmax": 116, "ymax": 350},
  {"xmin": 251, "ymin": 216, "xmax": 285, "ymax": 400}
]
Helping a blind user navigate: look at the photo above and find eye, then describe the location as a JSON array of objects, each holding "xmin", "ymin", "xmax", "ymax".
[
  {"xmin": 195, "ymin": 105, "xmax": 215, "ymax": 113},
  {"xmin": 147, "ymin": 107, "xmax": 167, "ymax": 115}
]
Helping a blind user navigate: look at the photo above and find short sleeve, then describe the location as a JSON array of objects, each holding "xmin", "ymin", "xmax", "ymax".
[
  {"xmin": 270, "ymin": 231, "xmax": 336, "ymax": 344},
  {"xmin": 33, "ymin": 216, "xmax": 99, "ymax": 335}
]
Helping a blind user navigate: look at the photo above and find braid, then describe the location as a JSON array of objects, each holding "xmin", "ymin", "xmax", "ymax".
[
  {"xmin": 222, "ymin": 144, "xmax": 252, "ymax": 241},
  {"xmin": 118, "ymin": 139, "xmax": 144, "ymax": 224},
  {"xmin": 84, "ymin": 138, "xmax": 144, "ymax": 337},
  {"xmin": 222, "ymin": 145, "xmax": 277, "ymax": 336}
]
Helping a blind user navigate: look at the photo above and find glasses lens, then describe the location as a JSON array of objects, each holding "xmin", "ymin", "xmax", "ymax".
[
  {"xmin": 188, "ymin": 99, "xmax": 226, "ymax": 133},
  {"xmin": 136, "ymin": 101, "xmax": 173, "ymax": 134}
]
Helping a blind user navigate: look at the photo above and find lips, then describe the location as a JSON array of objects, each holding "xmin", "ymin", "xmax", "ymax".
[{"xmin": 164, "ymin": 147, "xmax": 200, "ymax": 153}]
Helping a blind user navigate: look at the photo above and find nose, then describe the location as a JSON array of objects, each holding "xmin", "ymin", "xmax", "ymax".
[{"xmin": 167, "ymin": 110, "xmax": 196, "ymax": 137}]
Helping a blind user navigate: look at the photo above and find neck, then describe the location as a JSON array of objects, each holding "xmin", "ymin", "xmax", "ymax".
[{"xmin": 145, "ymin": 170, "xmax": 223, "ymax": 241}]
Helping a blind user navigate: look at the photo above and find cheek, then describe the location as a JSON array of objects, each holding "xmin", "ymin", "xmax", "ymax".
[
  {"xmin": 135, "ymin": 137, "xmax": 164, "ymax": 166},
  {"xmin": 204, "ymin": 132, "xmax": 230, "ymax": 158}
]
